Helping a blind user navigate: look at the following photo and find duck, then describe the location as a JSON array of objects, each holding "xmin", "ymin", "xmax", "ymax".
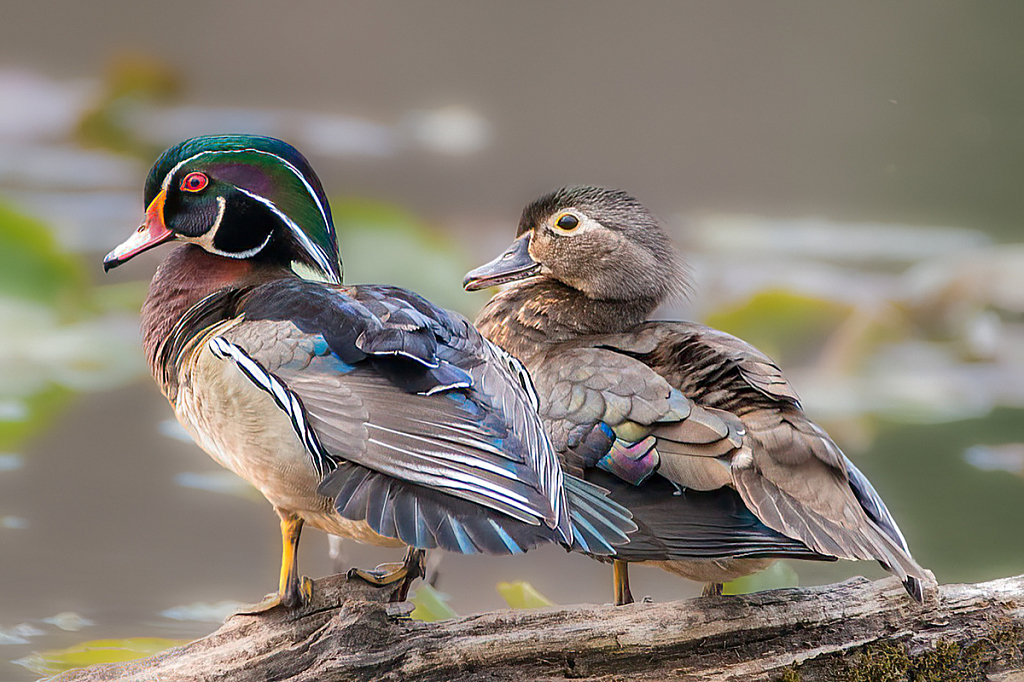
[
  {"xmin": 102, "ymin": 137, "xmax": 638, "ymax": 610},
  {"xmin": 464, "ymin": 186, "xmax": 929, "ymax": 605}
]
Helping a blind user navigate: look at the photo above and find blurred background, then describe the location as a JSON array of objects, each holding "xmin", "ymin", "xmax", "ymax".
[{"xmin": 2, "ymin": 1, "xmax": 1024, "ymax": 676}]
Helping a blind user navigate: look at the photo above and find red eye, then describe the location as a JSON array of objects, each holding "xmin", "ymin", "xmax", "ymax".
[{"xmin": 180, "ymin": 172, "xmax": 209, "ymax": 192}]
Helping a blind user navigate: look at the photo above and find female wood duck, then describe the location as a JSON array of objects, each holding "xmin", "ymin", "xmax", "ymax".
[
  {"xmin": 102, "ymin": 137, "xmax": 638, "ymax": 610},
  {"xmin": 465, "ymin": 186, "xmax": 929, "ymax": 605}
]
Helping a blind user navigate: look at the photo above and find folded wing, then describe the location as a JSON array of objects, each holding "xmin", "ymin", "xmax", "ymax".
[
  {"xmin": 211, "ymin": 279, "xmax": 634, "ymax": 555},
  {"xmin": 536, "ymin": 321, "xmax": 926, "ymax": 598}
]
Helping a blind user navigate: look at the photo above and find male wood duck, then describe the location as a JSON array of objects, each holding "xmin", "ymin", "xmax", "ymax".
[
  {"xmin": 102, "ymin": 137, "xmax": 638, "ymax": 610},
  {"xmin": 465, "ymin": 186, "xmax": 929, "ymax": 604}
]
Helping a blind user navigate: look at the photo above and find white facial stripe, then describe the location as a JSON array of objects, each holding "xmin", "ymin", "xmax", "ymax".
[
  {"xmin": 186, "ymin": 196, "xmax": 272, "ymax": 259},
  {"xmin": 210, "ymin": 194, "xmax": 227, "ymax": 233},
  {"xmin": 160, "ymin": 147, "xmax": 332, "ymax": 240},
  {"xmin": 235, "ymin": 187, "xmax": 338, "ymax": 282},
  {"xmin": 206, "ymin": 232, "xmax": 273, "ymax": 260}
]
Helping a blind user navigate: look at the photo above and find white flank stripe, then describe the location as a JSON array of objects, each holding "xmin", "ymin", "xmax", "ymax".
[{"xmin": 209, "ymin": 336, "xmax": 335, "ymax": 478}]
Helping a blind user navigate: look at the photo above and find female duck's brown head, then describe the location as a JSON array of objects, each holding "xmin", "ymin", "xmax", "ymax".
[{"xmin": 465, "ymin": 186, "xmax": 688, "ymax": 305}]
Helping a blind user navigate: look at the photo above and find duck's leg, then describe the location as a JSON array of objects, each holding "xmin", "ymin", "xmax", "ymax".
[
  {"xmin": 238, "ymin": 510, "xmax": 312, "ymax": 614},
  {"xmin": 391, "ymin": 547, "xmax": 426, "ymax": 602},
  {"xmin": 702, "ymin": 582, "xmax": 723, "ymax": 597},
  {"xmin": 613, "ymin": 559, "xmax": 634, "ymax": 605},
  {"xmin": 348, "ymin": 547, "xmax": 426, "ymax": 602},
  {"xmin": 276, "ymin": 511, "xmax": 314, "ymax": 607}
]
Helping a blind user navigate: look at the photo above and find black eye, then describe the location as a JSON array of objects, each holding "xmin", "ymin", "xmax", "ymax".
[{"xmin": 555, "ymin": 213, "xmax": 579, "ymax": 230}]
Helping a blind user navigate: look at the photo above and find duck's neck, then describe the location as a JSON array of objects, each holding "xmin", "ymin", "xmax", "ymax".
[
  {"xmin": 141, "ymin": 245, "xmax": 287, "ymax": 395},
  {"xmin": 474, "ymin": 277, "xmax": 659, "ymax": 361}
]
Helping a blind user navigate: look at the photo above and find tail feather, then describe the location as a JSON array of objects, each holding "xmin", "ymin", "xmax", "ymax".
[
  {"xmin": 733, "ymin": 459, "xmax": 928, "ymax": 603},
  {"xmin": 321, "ymin": 462, "xmax": 561, "ymax": 555},
  {"xmin": 563, "ymin": 475, "xmax": 637, "ymax": 556},
  {"xmin": 845, "ymin": 456, "xmax": 928, "ymax": 602},
  {"xmin": 320, "ymin": 462, "xmax": 637, "ymax": 558},
  {"xmin": 585, "ymin": 470, "xmax": 833, "ymax": 562}
]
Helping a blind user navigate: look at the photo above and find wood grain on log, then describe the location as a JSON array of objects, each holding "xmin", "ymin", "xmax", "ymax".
[{"xmin": 52, "ymin": 574, "xmax": 1024, "ymax": 681}]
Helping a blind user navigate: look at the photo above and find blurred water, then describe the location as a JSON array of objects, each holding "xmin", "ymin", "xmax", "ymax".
[{"xmin": 2, "ymin": 4, "xmax": 1024, "ymax": 676}]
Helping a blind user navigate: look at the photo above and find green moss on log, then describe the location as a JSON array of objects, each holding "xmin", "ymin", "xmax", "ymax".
[{"xmin": 779, "ymin": 618, "xmax": 1023, "ymax": 682}]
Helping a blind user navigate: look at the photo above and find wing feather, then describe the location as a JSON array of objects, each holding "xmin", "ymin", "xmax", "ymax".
[
  {"xmin": 213, "ymin": 279, "xmax": 635, "ymax": 554},
  {"xmin": 525, "ymin": 320, "xmax": 927, "ymax": 597}
]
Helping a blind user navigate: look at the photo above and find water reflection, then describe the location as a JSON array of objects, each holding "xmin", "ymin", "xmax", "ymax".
[
  {"xmin": 159, "ymin": 601, "xmax": 246, "ymax": 624},
  {"xmin": 0, "ymin": 454, "xmax": 23, "ymax": 472},
  {"xmin": 41, "ymin": 613, "xmax": 93, "ymax": 632},
  {"xmin": 0, "ymin": 624, "xmax": 44, "ymax": 646},
  {"xmin": 965, "ymin": 443, "xmax": 1024, "ymax": 476}
]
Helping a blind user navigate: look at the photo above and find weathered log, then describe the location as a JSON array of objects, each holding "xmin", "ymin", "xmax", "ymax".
[{"xmin": 52, "ymin": 573, "xmax": 1024, "ymax": 681}]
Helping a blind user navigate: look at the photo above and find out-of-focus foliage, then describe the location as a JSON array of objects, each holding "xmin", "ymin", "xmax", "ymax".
[
  {"xmin": 409, "ymin": 584, "xmax": 459, "ymax": 622},
  {"xmin": 0, "ymin": 386, "xmax": 71, "ymax": 452},
  {"xmin": 0, "ymin": 201, "xmax": 86, "ymax": 310},
  {"xmin": 0, "ymin": 202, "xmax": 146, "ymax": 450},
  {"xmin": 496, "ymin": 581, "xmax": 555, "ymax": 609},
  {"xmin": 703, "ymin": 289, "xmax": 851, "ymax": 366},
  {"xmin": 0, "ymin": 202, "xmax": 81, "ymax": 450},
  {"xmin": 75, "ymin": 54, "xmax": 180, "ymax": 158},
  {"xmin": 723, "ymin": 562, "xmax": 800, "ymax": 596},
  {"xmin": 13, "ymin": 637, "xmax": 183, "ymax": 676},
  {"xmin": 332, "ymin": 197, "xmax": 489, "ymax": 317}
]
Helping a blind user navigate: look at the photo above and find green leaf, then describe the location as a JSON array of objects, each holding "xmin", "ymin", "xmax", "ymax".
[
  {"xmin": 496, "ymin": 581, "xmax": 555, "ymax": 609},
  {"xmin": 408, "ymin": 583, "xmax": 458, "ymax": 622},
  {"xmin": 13, "ymin": 637, "xmax": 184, "ymax": 676}
]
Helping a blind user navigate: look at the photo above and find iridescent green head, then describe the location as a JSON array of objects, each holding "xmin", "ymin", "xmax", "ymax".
[{"xmin": 104, "ymin": 134, "xmax": 342, "ymax": 283}]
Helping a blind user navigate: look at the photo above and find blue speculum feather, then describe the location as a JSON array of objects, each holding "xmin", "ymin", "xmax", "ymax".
[
  {"xmin": 574, "ymin": 422, "xmax": 616, "ymax": 468},
  {"xmin": 490, "ymin": 522, "xmax": 523, "ymax": 554},
  {"xmin": 310, "ymin": 335, "xmax": 358, "ymax": 372},
  {"xmin": 443, "ymin": 391, "xmax": 480, "ymax": 411},
  {"xmin": 311, "ymin": 337, "xmax": 331, "ymax": 356}
]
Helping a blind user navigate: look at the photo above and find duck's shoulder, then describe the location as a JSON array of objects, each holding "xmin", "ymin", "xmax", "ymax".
[
  {"xmin": 240, "ymin": 280, "xmax": 475, "ymax": 349},
  {"xmin": 533, "ymin": 339, "xmax": 674, "ymax": 412},
  {"xmin": 225, "ymin": 279, "xmax": 485, "ymax": 397},
  {"xmin": 593, "ymin": 321, "xmax": 802, "ymax": 408},
  {"xmin": 523, "ymin": 335, "xmax": 682, "ymax": 455},
  {"xmin": 156, "ymin": 286, "xmax": 251, "ymax": 398},
  {"xmin": 527, "ymin": 320, "xmax": 806, "ymax": 454}
]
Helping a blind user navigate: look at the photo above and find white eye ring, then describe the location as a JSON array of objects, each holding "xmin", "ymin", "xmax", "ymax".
[{"xmin": 553, "ymin": 212, "xmax": 580, "ymax": 232}]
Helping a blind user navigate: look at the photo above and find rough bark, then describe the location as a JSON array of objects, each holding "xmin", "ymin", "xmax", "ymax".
[{"xmin": 52, "ymin": 574, "xmax": 1024, "ymax": 682}]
